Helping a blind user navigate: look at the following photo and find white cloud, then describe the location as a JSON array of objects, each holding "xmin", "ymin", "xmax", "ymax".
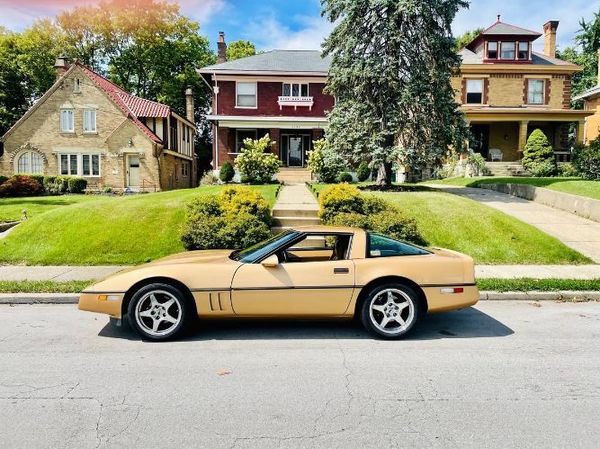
[
  {"xmin": 242, "ymin": 13, "xmax": 333, "ymax": 51},
  {"xmin": 178, "ymin": 0, "xmax": 225, "ymax": 25}
]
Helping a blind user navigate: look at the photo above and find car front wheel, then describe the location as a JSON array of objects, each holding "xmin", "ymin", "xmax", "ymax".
[
  {"xmin": 360, "ymin": 283, "xmax": 420, "ymax": 339},
  {"xmin": 127, "ymin": 283, "xmax": 189, "ymax": 341}
]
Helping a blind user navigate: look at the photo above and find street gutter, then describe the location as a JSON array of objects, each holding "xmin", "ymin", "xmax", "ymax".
[{"xmin": 1, "ymin": 291, "xmax": 600, "ymax": 305}]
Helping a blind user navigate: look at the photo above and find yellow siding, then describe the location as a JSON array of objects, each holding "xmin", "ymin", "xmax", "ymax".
[{"xmin": 585, "ymin": 97, "xmax": 600, "ymax": 143}]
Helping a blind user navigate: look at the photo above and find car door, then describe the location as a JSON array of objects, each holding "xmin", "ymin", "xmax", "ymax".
[{"xmin": 230, "ymin": 233, "xmax": 355, "ymax": 317}]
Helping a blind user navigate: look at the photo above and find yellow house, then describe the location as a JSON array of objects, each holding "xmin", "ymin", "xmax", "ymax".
[
  {"xmin": 454, "ymin": 17, "xmax": 592, "ymax": 163},
  {"xmin": 573, "ymin": 49, "xmax": 600, "ymax": 143}
]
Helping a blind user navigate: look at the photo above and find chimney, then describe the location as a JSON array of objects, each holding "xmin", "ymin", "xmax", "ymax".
[
  {"xmin": 185, "ymin": 87, "xmax": 195, "ymax": 123},
  {"xmin": 217, "ymin": 31, "xmax": 227, "ymax": 64},
  {"xmin": 543, "ymin": 20, "xmax": 559, "ymax": 58},
  {"xmin": 54, "ymin": 56, "xmax": 70, "ymax": 80}
]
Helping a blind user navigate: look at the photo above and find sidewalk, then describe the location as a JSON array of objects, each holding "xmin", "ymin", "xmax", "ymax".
[
  {"xmin": 1, "ymin": 264, "xmax": 600, "ymax": 282},
  {"xmin": 431, "ymin": 185, "xmax": 600, "ymax": 263}
]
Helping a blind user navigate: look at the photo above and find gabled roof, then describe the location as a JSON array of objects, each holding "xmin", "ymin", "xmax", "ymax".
[
  {"xmin": 480, "ymin": 21, "xmax": 542, "ymax": 37},
  {"xmin": 573, "ymin": 85, "xmax": 600, "ymax": 101},
  {"xmin": 1, "ymin": 61, "xmax": 184, "ymax": 144},
  {"xmin": 198, "ymin": 50, "xmax": 332, "ymax": 75}
]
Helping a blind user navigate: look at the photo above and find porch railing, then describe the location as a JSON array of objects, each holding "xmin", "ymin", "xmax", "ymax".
[{"xmin": 554, "ymin": 151, "xmax": 572, "ymax": 163}]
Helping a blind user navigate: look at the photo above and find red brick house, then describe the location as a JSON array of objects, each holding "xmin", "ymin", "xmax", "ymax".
[{"xmin": 198, "ymin": 33, "xmax": 333, "ymax": 169}]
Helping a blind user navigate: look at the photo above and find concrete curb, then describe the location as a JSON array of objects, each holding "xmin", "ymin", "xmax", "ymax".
[{"xmin": 1, "ymin": 291, "xmax": 600, "ymax": 305}]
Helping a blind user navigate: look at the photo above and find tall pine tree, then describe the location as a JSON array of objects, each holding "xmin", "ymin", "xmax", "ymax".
[{"xmin": 321, "ymin": 0, "xmax": 470, "ymax": 184}]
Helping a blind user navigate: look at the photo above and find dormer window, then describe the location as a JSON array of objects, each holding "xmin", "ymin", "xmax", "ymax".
[
  {"xmin": 500, "ymin": 42, "xmax": 516, "ymax": 60},
  {"xmin": 487, "ymin": 42, "xmax": 498, "ymax": 59},
  {"xmin": 517, "ymin": 42, "xmax": 529, "ymax": 60}
]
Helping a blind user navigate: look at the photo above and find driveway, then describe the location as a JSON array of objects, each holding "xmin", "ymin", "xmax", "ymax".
[
  {"xmin": 437, "ymin": 186, "xmax": 600, "ymax": 263},
  {"xmin": 1, "ymin": 302, "xmax": 599, "ymax": 449}
]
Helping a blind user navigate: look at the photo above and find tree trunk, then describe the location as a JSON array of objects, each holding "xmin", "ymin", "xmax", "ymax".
[{"xmin": 376, "ymin": 161, "xmax": 393, "ymax": 186}]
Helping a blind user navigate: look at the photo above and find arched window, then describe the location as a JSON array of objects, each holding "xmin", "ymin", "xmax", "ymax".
[{"xmin": 16, "ymin": 151, "xmax": 43, "ymax": 174}]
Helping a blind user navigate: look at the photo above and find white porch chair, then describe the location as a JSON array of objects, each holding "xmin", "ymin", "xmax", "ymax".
[{"xmin": 489, "ymin": 148, "xmax": 503, "ymax": 162}]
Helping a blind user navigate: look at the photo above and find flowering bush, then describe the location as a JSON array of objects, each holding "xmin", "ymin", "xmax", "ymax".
[
  {"xmin": 307, "ymin": 138, "xmax": 347, "ymax": 183},
  {"xmin": 235, "ymin": 134, "xmax": 280, "ymax": 184}
]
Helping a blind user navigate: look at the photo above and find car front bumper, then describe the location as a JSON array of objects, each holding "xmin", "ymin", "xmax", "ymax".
[{"xmin": 78, "ymin": 292, "xmax": 124, "ymax": 318}]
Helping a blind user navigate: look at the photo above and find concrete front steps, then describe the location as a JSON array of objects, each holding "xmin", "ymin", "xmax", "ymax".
[
  {"xmin": 272, "ymin": 208, "xmax": 321, "ymax": 231},
  {"xmin": 271, "ymin": 184, "xmax": 321, "ymax": 232},
  {"xmin": 276, "ymin": 168, "xmax": 313, "ymax": 185},
  {"xmin": 485, "ymin": 162, "xmax": 530, "ymax": 177}
]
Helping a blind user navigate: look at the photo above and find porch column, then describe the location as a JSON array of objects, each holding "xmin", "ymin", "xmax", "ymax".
[
  {"xmin": 576, "ymin": 120, "xmax": 586, "ymax": 145},
  {"xmin": 518, "ymin": 121, "xmax": 529, "ymax": 158},
  {"xmin": 269, "ymin": 128, "xmax": 280, "ymax": 158}
]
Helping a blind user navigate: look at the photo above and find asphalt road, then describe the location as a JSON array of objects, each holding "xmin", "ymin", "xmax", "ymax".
[{"xmin": 1, "ymin": 301, "xmax": 599, "ymax": 449}]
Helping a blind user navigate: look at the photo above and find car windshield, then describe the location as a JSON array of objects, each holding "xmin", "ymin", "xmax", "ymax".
[{"xmin": 230, "ymin": 230, "xmax": 300, "ymax": 263}]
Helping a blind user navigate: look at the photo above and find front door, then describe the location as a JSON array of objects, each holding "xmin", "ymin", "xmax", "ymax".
[
  {"xmin": 127, "ymin": 155, "xmax": 140, "ymax": 188},
  {"xmin": 231, "ymin": 233, "xmax": 355, "ymax": 316},
  {"xmin": 281, "ymin": 134, "xmax": 310, "ymax": 167},
  {"xmin": 470, "ymin": 125, "xmax": 490, "ymax": 159}
]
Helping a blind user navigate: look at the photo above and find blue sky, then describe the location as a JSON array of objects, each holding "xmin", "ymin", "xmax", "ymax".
[{"xmin": 0, "ymin": 0, "xmax": 598, "ymax": 53}]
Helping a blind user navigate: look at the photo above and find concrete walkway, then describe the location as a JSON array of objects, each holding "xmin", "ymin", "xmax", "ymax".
[
  {"xmin": 432, "ymin": 185, "xmax": 600, "ymax": 263},
  {"xmin": 271, "ymin": 184, "xmax": 320, "ymax": 230}
]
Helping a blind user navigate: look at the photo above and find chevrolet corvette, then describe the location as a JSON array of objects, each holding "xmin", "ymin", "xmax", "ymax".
[{"xmin": 79, "ymin": 226, "xmax": 479, "ymax": 340}]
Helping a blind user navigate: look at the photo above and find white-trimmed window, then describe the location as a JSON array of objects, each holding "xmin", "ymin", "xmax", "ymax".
[
  {"xmin": 16, "ymin": 151, "xmax": 43, "ymax": 174},
  {"xmin": 527, "ymin": 79, "xmax": 545, "ymax": 105},
  {"xmin": 236, "ymin": 82, "xmax": 257, "ymax": 108},
  {"xmin": 282, "ymin": 83, "xmax": 309, "ymax": 97},
  {"xmin": 59, "ymin": 153, "xmax": 100, "ymax": 177},
  {"xmin": 60, "ymin": 109, "xmax": 75, "ymax": 133},
  {"xmin": 465, "ymin": 79, "xmax": 484, "ymax": 104},
  {"xmin": 83, "ymin": 109, "xmax": 97, "ymax": 133},
  {"xmin": 487, "ymin": 41, "xmax": 498, "ymax": 59},
  {"xmin": 235, "ymin": 129, "xmax": 257, "ymax": 153},
  {"xmin": 500, "ymin": 42, "xmax": 515, "ymax": 60},
  {"xmin": 517, "ymin": 42, "xmax": 529, "ymax": 60}
]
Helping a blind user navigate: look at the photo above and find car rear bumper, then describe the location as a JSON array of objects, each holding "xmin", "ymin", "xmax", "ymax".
[
  {"xmin": 78, "ymin": 292, "xmax": 124, "ymax": 318},
  {"xmin": 422, "ymin": 285, "xmax": 479, "ymax": 313}
]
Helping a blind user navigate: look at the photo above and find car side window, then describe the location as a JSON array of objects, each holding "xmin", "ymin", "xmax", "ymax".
[
  {"xmin": 279, "ymin": 234, "xmax": 352, "ymax": 263},
  {"xmin": 367, "ymin": 233, "xmax": 430, "ymax": 258}
]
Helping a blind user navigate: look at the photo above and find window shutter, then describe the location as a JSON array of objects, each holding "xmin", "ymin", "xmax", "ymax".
[
  {"xmin": 483, "ymin": 79, "xmax": 489, "ymax": 104},
  {"xmin": 545, "ymin": 79, "xmax": 551, "ymax": 105},
  {"xmin": 523, "ymin": 79, "xmax": 528, "ymax": 104},
  {"xmin": 461, "ymin": 78, "xmax": 466, "ymax": 104}
]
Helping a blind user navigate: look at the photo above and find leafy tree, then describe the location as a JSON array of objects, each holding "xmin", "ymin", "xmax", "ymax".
[
  {"xmin": 557, "ymin": 9, "xmax": 599, "ymax": 106},
  {"xmin": 321, "ymin": 0, "xmax": 470, "ymax": 184},
  {"xmin": 226, "ymin": 40, "xmax": 257, "ymax": 60},
  {"xmin": 454, "ymin": 28, "xmax": 484, "ymax": 50}
]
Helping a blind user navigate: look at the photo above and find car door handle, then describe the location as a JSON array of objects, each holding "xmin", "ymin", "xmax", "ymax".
[{"xmin": 334, "ymin": 267, "xmax": 349, "ymax": 274}]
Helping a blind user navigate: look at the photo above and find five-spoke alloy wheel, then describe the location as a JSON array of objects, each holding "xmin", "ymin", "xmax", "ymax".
[
  {"xmin": 361, "ymin": 283, "xmax": 420, "ymax": 339},
  {"xmin": 127, "ymin": 283, "xmax": 190, "ymax": 341}
]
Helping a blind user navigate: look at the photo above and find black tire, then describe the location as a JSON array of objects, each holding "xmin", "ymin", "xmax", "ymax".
[
  {"xmin": 127, "ymin": 283, "xmax": 190, "ymax": 341},
  {"xmin": 360, "ymin": 283, "xmax": 420, "ymax": 340}
]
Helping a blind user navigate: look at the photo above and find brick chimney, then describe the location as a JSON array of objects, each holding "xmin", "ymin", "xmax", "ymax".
[
  {"xmin": 54, "ymin": 56, "xmax": 70, "ymax": 80},
  {"xmin": 217, "ymin": 31, "xmax": 227, "ymax": 64},
  {"xmin": 543, "ymin": 21, "xmax": 559, "ymax": 58},
  {"xmin": 185, "ymin": 87, "xmax": 195, "ymax": 123}
]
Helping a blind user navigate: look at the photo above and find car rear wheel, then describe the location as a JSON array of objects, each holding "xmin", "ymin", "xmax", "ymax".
[
  {"xmin": 360, "ymin": 283, "xmax": 420, "ymax": 339},
  {"xmin": 127, "ymin": 283, "xmax": 189, "ymax": 341}
]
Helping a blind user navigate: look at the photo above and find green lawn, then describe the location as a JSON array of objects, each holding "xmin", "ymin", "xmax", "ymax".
[
  {"xmin": 427, "ymin": 177, "xmax": 600, "ymax": 201},
  {"xmin": 308, "ymin": 183, "xmax": 589, "ymax": 264},
  {"xmin": 0, "ymin": 195, "xmax": 100, "ymax": 222},
  {"xmin": 0, "ymin": 185, "xmax": 279, "ymax": 265}
]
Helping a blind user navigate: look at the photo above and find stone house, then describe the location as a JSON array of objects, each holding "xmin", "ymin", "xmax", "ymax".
[{"xmin": 0, "ymin": 59, "xmax": 197, "ymax": 191}]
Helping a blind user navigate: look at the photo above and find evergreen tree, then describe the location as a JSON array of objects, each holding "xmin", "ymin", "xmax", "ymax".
[{"xmin": 321, "ymin": 0, "xmax": 470, "ymax": 184}]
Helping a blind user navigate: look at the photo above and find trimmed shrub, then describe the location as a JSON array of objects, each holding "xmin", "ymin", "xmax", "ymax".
[
  {"xmin": 356, "ymin": 161, "xmax": 371, "ymax": 182},
  {"xmin": 572, "ymin": 138, "xmax": 600, "ymax": 180},
  {"xmin": 307, "ymin": 138, "xmax": 347, "ymax": 183},
  {"xmin": 67, "ymin": 177, "xmax": 87, "ymax": 193},
  {"xmin": 200, "ymin": 172, "xmax": 219, "ymax": 185},
  {"xmin": 219, "ymin": 162, "xmax": 235, "ymax": 183},
  {"xmin": 557, "ymin": 162, "xmax": 578, "ymax": 177},
  {"xmin": 181, "ymin": 186, "xmax": 272, "ymax": 250},
  {"xmin": 43, "ymin": 176, "xmax": 69, "ymax": 195},
  {"xmin": 0, "ymin": 175, "xmax": 44, "ymax": 197},
  {"xmin": 522, "ymin": 129, "xmax": 557, "ymax": 176},
  {"xmin": 319, "ymin": 184, "xmax": 425, "ymax": 245},
  {"xmin": 219, "ymin": 186, "xmax": 271, "ymax": 224},
  {"xmin": 29, "ymin": 174, "xmax": 45, "ymax": 187},
  {"xmin": 235, "ymin": 134, "xmax": 280, "ymax": 184},
  {"xmin": 338, "ymin": 172, "xmax": 353, "ymax": 183},
  {"xmin": 0, "ymin": 175, "xmax": 7, "ymax": 186}
]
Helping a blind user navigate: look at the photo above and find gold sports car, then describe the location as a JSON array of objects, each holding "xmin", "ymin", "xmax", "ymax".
[{"xmin": 79, "ymin": 226, "xmax": 479, "ymax": 340}]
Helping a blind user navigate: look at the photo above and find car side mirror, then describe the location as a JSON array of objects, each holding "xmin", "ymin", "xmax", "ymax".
[{"xmin": 261, "ymin": 255, "xmax": 279, "ymax": 268}]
